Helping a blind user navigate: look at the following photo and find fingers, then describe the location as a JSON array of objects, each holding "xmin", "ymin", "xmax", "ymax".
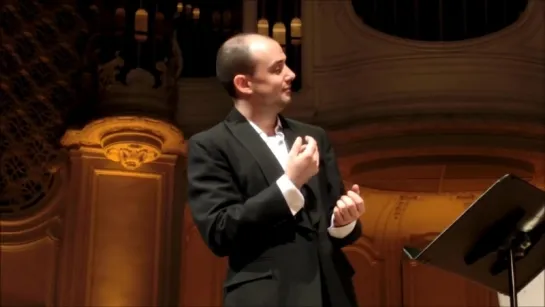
[
  {"xmin": 302, "ymin": 136, "xmax": 317, "ymax": 156},
  {"xmin": 305, "ymin": 137, "xmax": 319, "ymax": 168},
  {"xmin": 312, "ymin": 146, "xmax": 320, "ymax": 166},
  {"xmin": 347, "ymin": 190, "xmax": 365, "ymax": 213},
  {"xmin": 290, "ymin": 137, "xmax": 303, "ymax": 156},
  {"xmin": 348, "ymin": 184, "xmax": 364, "ymax": 214},
  {"xmin": 351, "ymin": 184, "xmax": 360, "ymax": 194},
  {"xmin": 334, "ymin": 189, "xmax": 365, "ymax": 226},
  {"xmin": 294, "ymin": 136, "xmax": 317, "ymax": 158},
  {"xmin": 334, "ymin": 202, "xmax": 348, "ymax": 224},
  {"xmin": 341, "ymin": 195, "xmax": 359, "ymax": 217},
  {"xmin": 305, "ymin": 136, "xmax": 316, "ymax": 146}
]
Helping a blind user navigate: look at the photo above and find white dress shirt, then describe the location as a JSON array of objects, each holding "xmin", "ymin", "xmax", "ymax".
[{"xmin": 248, "ymin": 119, "xmax": 356, "ymax": 239}]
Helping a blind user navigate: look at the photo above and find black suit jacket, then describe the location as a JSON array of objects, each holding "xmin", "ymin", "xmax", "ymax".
[{"xmin": 187, "ymin": 108, "xmax": 362, "ymax": 307}]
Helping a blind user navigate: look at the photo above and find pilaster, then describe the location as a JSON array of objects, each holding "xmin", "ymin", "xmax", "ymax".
[{"xmin": 56, "ymin": 117, "xmax": 186, "ymax": 306}]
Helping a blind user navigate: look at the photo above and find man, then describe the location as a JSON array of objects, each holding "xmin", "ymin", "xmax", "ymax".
[{"xmin": 187, "ymin": 33, "xmax": 365, "ymax": 307}]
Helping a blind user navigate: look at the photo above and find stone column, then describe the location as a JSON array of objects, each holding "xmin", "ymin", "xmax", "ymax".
[{"xmin": 56, "ymin": 117, "xmax": 186, "ymax": 307}]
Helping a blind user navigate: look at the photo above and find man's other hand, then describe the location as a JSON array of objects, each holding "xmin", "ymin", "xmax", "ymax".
[{"xmin": 333, "ymin": 184, "xmax": 365, "ymax": 227}]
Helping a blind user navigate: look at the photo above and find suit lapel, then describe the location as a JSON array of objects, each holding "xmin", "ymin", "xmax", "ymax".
[
  {"xmin": 280, "ymin": 117, "xmax": 322, "ymax": 228},
  {"xmin": 224, "ymin": 109, "xmax": 322, "ymax": 230},
  {"xmin": 224, "ymin": 108, "xmax": 285, "ymax": 186}
]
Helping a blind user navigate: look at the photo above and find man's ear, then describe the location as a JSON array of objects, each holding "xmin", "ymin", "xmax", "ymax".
[{"xmin": 233, "ymin": 74, "xmax": 252, "ymax": 95}]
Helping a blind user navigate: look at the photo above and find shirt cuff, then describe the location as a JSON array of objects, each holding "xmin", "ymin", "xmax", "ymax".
[
  {"xmin": 328, "ymin": 214, "xmax": 357, "ymax": 238},
  {"xmin": 276, "ymin": 174, "xmax": 304, "ymax": 216}
]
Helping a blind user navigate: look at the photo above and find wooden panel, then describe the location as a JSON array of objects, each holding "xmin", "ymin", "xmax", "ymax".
[
  {"xmin": 179, "ymin": 225, "xmax": 225, "ymax": 307},
  {"xmin": 345, "ymin": 241, "xmax": 384, "ymax": 307},
  {"xmin": 403, "ymin": 260, "xmax": 466, "ymax": 307},
  {"xmin": 0, "ymin": 238, "xmax": 58, "ymax": 306},
  {"xmin": 87, "ymin": 170, "xmax": 164, "ymax": 306},
  {"xmin": 402, "ymin": 260, "xmax": 499, "ymax": 307}
]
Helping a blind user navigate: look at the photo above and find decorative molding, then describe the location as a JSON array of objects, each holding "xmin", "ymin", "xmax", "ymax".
[
  {"xmin": 45, "ymin": 216, "xmax": 64, "ymax": 242},
  {"xmin": 338, "ymin": 134, "xmax": 545, "ymax": 159},
  {"xmin": 312, "ymin": 53, "xmax": 545, "ymax": 75},
  {"xmin": 296, "ymin": 1, "xmax": 544, "ymax": 130},
  {"xmin": 0, "ymin": 215, "xmax": 64, "ymax": 245},
  {"xmin": 327, "ymin": 114, "xmax": 545, "ymax": 138},
  {"xmin": 337, "ymin": 0, "xmax": 536, "ymax": 52},
  {"xmin": 393, "ymin": 195, "xmax": 417, "ymax": 220},
  {"xmin": 312, "ymin": 69, "xmax": 544, "ymax": 120},
  {"xmin": 345, "ymin": 237, "xmax": 384, "ymax": 266},
  {"xmin": 61, "ymin": 116, "xmax": 186, "ymax": 170},
  {"xmin": 0, "ymin": 164, "xmax": 68, "ymax": 244}
]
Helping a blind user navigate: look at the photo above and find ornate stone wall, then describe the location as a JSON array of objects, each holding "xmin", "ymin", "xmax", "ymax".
[{"xmin": 0, "ymin": 0, "xmax": 85, "ymax": 218}]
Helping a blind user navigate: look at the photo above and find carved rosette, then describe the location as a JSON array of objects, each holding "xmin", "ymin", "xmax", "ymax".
[{"xmin": 60, "ymin": 116, "xmax": 186, "ymax": 170}]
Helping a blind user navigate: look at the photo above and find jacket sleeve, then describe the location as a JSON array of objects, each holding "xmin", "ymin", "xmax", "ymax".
[
  {"xmin": 186, "ymin": 136, "xmax": 294, "ymax": 257},
  {"xmin": 321, "ymin": 129, "xmax": 363, "ymax": 248}
]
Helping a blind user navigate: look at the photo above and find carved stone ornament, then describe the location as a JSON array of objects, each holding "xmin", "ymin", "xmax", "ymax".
[
  {"xmin": 60, "ymin": 116, "xmax": 186, "ymax": 170},
  {"xmin": 102, "ymin": 132, "xmax": 162, "ymax": 170}
]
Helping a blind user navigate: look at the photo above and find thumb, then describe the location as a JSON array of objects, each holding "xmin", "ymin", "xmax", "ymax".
[
  {"xmin": 351, "ymin": 184, "xmax": 360, "ymax": 194},
  {"xmin": 290, "ymin": 137, "xmax": 302, "ymax": 155}
]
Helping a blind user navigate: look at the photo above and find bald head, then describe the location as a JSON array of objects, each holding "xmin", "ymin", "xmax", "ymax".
[{"xmin": 216, "ymin": 33, "xmax": 274, "ymax": 98}]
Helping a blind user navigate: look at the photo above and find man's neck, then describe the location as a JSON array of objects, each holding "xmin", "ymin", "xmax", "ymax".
[{"xmin": 235, "ymin": 101, "xmax": 279, "ymax": 136}]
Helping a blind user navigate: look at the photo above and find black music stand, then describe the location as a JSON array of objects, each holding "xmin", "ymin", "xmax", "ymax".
[{"xmin": 403, "ymin": 174, "xmax": 545, "ymax": 307}]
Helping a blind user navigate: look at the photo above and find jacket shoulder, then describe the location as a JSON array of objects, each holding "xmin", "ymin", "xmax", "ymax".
[
  {"xmin": 284, "ymin": 118, "xmax": 327, "ymax": 137},
  {"xmin": 188, "ymin": 122, "xmax": 227, "ymax": 146}
]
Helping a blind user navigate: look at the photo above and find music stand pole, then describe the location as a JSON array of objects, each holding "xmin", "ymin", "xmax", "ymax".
[{"xmin": 507, "ymin": 248, "xmax": 518, "ymax": 307}]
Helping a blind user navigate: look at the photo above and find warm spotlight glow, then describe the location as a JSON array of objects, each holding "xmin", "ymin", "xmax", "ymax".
[
  {"xmin": 257, "ymin": 18, "xmax": 269, "ymax": 36},
  {"xmin": 134, "ymin": 9, "xmax": 148, "ymax": 42},
  {"xmin": 272, "ymin": 22, "xmax": 286, "ymax": 45}
]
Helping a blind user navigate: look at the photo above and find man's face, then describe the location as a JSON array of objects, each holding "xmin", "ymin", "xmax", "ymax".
[{"xmin": 237, "ymin": 37, "xmax": 296, "ymax": 110}]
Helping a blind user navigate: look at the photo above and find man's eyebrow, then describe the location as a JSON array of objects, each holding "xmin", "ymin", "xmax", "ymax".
[{"xmin": 269, "ymin": 59, "xmax": 285, "ymax": 68}]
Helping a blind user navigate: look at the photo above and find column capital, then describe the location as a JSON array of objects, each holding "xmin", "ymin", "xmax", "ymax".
[{"xmin": 61, "ymin": 116, "xmax": 186, "ymax": 170}]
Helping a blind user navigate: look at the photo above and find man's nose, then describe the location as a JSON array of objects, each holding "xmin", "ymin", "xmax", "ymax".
[{"xmin": 286, "ymin": 66, "xmax": 296, "ymax": 81}]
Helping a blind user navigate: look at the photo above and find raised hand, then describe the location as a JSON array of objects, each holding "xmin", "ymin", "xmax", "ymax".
[
  {"xmin": 333, "ymin": 184, "xmax": 365, "ymax": 227},
  {"xmin": 285, "ymin": 136, "xmax": 320, "ymax": 188}
]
